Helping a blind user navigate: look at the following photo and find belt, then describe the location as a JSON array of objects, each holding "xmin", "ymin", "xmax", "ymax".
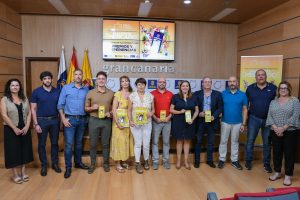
[
  {"xmin": 37, "ymin": 116, "xmax": 58, "ymax": 120},
  {"xmin": 65, "ymin": 114, "xmax": 86, "ymax": 119}
]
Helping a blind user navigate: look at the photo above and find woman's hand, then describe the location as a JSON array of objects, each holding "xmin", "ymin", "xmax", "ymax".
[
  {"xmin": 13, "ymin": 127, "xmax": 23, "ymax": 135},
  {"xmin": 34, "ymin": 125, "xmax": 42, "ymax": 134},
  {"xmin": 116, "ymin": 122, "xmax": 124, "ymax": 129},
  {"xmin": 129, "ymin": 120, "xmax": 135, "ymax": 127},
  {"xmin": 21, "ymin": 125, "xmax": 30, "ymax": 135}
]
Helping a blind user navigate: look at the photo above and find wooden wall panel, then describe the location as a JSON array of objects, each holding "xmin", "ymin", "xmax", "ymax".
[
  {"xmin": 0, "ymin": 75, "xmax": 23, "ymax": 92},
  {"xmin": 21, "ymin": 15, "xmax": 238, "ymax": 79},
  {"xmin": 283, "ymin": 59, "xmax": 300, "ymax": 78},
  {"xmin": 0, "ymin": 2, "xmax": 21, "ymax": 28},
  {"xmin": 0, "ymin": 38, "xmax": 22, "ymax": 58},
  {"xmin": 0, "ymin": 20, "xmax": 22, "ymax": 44},
  {"xmin": 0, "ymin": 57, "xmax": 22, "ymax": 74}
]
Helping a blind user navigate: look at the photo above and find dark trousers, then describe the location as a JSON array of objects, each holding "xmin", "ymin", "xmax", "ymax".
[
  {"xmin": 37, "ymin": 118, "xmax": 60, "ymax": 167},
  {"xmin": 195, "ymin": 122, "xmax": 215, "ymax": 163},
  {"xmin": 272, "ymin": 130, "xmax": 297, "ymax": 176}
]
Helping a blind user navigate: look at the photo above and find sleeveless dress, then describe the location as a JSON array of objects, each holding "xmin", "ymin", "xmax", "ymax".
[{"xmin": 110, "ymin": 91, "xmax": 134, "ymax": 161}]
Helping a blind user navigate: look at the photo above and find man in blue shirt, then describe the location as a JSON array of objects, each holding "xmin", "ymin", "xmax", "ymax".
[
  {"xmin": 245, "ymin": 69, "xmax": 277, "ymax": 173},
  {"xmin": 57, "ymin": 69, "xmax": 89, "ymax": 178},
  {"xmin": 30, "ymin": 71, "xmax": 61, "ymax": 176},
  {"xmin": 218, "ymin": 76, "xmax": 248, "ymax": 170},
  {"xmin": 193, "ymin": 77, "xmax": 223, "ymax": 168}
]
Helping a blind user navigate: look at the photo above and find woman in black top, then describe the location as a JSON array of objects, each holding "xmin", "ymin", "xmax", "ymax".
[{"xmin": 0, "ymin": 79, "xmax": 33, "ymax": 184}]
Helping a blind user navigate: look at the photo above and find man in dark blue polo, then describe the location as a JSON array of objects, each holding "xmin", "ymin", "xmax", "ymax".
[
  {"xmin": 30, "ymin": 71, "xmax": 61, "ymax": 176},
  {"xmin": 57, "ymin": 69, "xmax": 89, "ymax": 178},
  {"xmin": 193, "ymin": 77, "xmax": 223, "ymax": 168},
  {"xmin": 245, "ymin": 69, "xmax": 277, "ymax": 173}
]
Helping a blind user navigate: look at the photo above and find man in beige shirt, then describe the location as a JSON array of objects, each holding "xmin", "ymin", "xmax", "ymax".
[{"xmin": 85, "ymin": 71, "xmax": 114, "ymax": 173}]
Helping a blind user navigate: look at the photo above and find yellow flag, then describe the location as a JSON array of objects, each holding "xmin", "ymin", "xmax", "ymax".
[{"xmin": 82, "ymin": 49, "xmax": 94, "ymax": 89}]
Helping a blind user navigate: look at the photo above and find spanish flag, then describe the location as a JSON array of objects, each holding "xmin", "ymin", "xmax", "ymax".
[
  {"xmin": 66, "ymin": 47, "xmax": 78, "ymax": 84},
  {"xmin": 82, "ymin": 49, "xmax": 94, "ymax": 89}
]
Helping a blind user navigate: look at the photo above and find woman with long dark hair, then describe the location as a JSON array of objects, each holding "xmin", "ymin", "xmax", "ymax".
[
  {"xmin": 110, "ymin": 76, "xmax": 134, "ymax": 173},
  {"xmin": 170, "ymin": 80, "xmax": 199, "ymax": 170},
  {"xmin": 0, "ymin": 79, "xmax": 33, "ymax": 184}
]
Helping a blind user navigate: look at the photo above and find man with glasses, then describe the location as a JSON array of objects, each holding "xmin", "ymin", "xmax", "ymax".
[
  {"xmin": 151, "ymin": 78, "xmax": 173, "ymax": 170},
  {"xmin": 245, "ymin": 69, "xmax": 277, "ymax": 173}
]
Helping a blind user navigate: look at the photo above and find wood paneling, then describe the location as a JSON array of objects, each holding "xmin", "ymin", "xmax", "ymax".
[
  {"xmin": 0, "ymin": 20, "xmax": 22, "ymax": 44},
  {"xmin": 0, "ymin": 38, "xmax": 22, "ymax": 58},
  {"xmin": 283, "ymin": 59, "xmax": 300, "ymax": 78},
  {"xmin": 1, "ymin": 0, "xmax": 289, "ymax": 23},
  {"xmin": 0, "ymin": 2, "xmax": 21, "ymax": 28},
  {"xmin": 22, "ymin": 15, "xmax": 238, "ymax": 79},
  {"xmin": 0, "ymin": 57, "xmax": 22, "ymax": 74}
]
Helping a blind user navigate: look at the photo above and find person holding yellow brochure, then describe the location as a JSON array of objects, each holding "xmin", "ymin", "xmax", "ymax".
[
  {"xmin": 110, "ymin": 76, "xmax": 134, "ymax": 173},
  {"xmin": 85, "ymin": 71, "xmax": 114, "ymax": 173},
  {"xmin": 170, "ymin": 80, "xmax": 199, "ymax": 170},
  {"xmin": 128, "ymin": 78, "xmax": 154, "ymax": 174}
]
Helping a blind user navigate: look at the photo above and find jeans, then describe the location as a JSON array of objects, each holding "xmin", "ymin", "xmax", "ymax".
[
  {"xmin": 272, "ymin": 130, "xmax": 297, "ymax": 176},
  {"xmin": 88, "ymin": 117, "xmax": 111, "ymax": 165},
  {"xmin": 130, "ymin": 122, "xmax": 152, "ymax": 162},
  {"xmin": 152, "ymin": 121, "xmax": 171, "ymax": 163},
  {"xmin": 64, "ymin": 116, "xmax": 87, "ymax": 169},
  {"xmin": 195, "ymin": 121, "xmax": 215, "ymax": 163},
  {"xmin": 37, "ymin": 118, "xmax": 60, "ymax": 167},
  {"xmin": 219, "ymin": 122, "xmax": 241, "ymax": 162},
  {"xmin": 245, "ymin": 115, "xmax": 271, "ymax": 165}
]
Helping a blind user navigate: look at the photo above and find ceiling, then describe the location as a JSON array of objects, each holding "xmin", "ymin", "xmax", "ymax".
[{"xmin": 0, "ymin": 0, "xmax": 290, "ymax": 23}]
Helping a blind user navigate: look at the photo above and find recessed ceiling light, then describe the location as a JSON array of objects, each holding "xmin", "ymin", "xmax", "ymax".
[{"xmin": 183, "ymin": 0, "xmax": 191, "ymax": 4}]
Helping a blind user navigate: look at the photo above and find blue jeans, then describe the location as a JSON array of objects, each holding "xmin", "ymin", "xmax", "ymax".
[
  {"xmin": 64, "ymin": 116, "xmax": 87, "ymax": 169},
  {"xmin": 37, "ymin": 118, "xmax": 60, "ymax": 167},
  {"xmin": 152, "ymin": 121, "xmax": 171, "ymax": 163},
  {"xmin": 195, "ymin": 122, "xmax": 215, "ymax": 163},
  {"xmin": 245, "ymin": 115, "xmax": 271, "ymax": 165}
]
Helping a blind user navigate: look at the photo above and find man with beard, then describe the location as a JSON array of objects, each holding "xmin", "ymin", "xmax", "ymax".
[
  {"xmin": 217, "ymin": 76, "xmax": 248, "ymax": 170},
  {"xmin": 30, "ymin": 71, "xmax": 61, "ymax": 176},
  {"xmin": 57, "ymin": 69, "xmax": 89, "ymax": 178},
  {"xmin": 151, "ymin": 78, "xmax": 173, "ymax": 170}
]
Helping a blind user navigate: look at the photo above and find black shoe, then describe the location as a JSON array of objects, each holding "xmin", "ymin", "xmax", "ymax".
[
  {"xmin": 206, "ymin": 161, "xmax": 216, "ymax": 168},
  {"xmin": 218, "ymin": 161, "xmax": 225, "ymax": 169},
  {"xmin": 75, "ymin": 162, "xmax": 89, "ymax": 170},
  {"xmin": 231, "ymin": 161, "xmax": 243, "ymax": 170},
  {"xmin": 194, "ymin": 162, "xmax": 200, "ymax": 168},
  {"xmin": 52, "ymin": 164, "xmax": 62, "ymax": 173},
  {"xmin": 88, "ymin": 164, "xmax": 96, "ymax": 174},
  {"xmin": 264, "ymin": 164, "xmax": 272, "ymax": 173},
  {"xmin": 40, "ymin": 167, "xmax": 47, "ymax": 176},
  {"xmin": 135, "ymin": 162, "xmax": 143, "ymax": 174},
  {"xmin": 64, "ymin": 168, "xmax": 72, "ymax": 179},
  {"xmin": 103, "ymin": 163, "xmax": 110, "ymax": 172},
  {"xmin": 245, "ymin": 161, "xmax": 252, "ymax": 170}
]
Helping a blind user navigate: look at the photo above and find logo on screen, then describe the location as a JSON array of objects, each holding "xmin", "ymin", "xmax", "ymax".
[{"xmin": 148, "ymin": 80, "xmax": 157, "ymax": 89}]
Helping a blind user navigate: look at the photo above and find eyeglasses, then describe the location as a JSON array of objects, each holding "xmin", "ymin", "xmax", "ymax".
[
  {"xmin": 158, "ymin": 81, "xmax": 166, "ymax": 83},
  {"xmin": 279, "ymin": 87, "xmax": 288, "ymax": 90}
]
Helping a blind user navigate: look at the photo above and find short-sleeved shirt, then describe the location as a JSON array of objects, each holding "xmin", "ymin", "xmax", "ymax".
[
  {"xmin": 246, "ymin": 83, "xmax": 277, "ymax": 119},
  {"xmin": 151, "ymin": 89, "xmax": 173, "ymax": 118},
  {"xmin": 129, "ymin": 91, "xmax": 153, "ymax": 123},
  {"xmin": 30, "ymin": 86, "xmax": 60, "ymax": 117},
  {"xmin": 57, "ymin": 82, "xmax": 89, "ymax": 116},
  {"xmin": 222, "ymin": 89, "xmax": 248, "ymax": 124},
  {"xmin": 85, "ymin": 88, "xmax": 114, "ymax": 118}
]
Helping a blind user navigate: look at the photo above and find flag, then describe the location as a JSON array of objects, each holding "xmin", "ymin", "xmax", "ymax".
[
  {"xmin": 66, "ymin": 47, "xmax": 78, "ymax": 84},
  {"xmin": 57, "ymin": 46, "xmax": 67, "ymax": 89},
  {"xmin": 82, "ymin": 49, "xmax": 94, "ymax": 89}
]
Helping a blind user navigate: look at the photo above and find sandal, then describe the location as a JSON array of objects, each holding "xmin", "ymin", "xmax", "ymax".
[
  {"xmin": 184, "ymin": 163, "xmax": 191, "ymax": 170},
  {"xmin": 283, "ymin": 176, "xmax": 292, "ymax": 186},
  {"xmin": 21, "ymin": 174, "xmax": 29, "ymax": 182},
  {"xmin": 115, "ymin": 165, "xmax": 125, "ymax": 173},
  {"xmin": 11, "ymin": 176, "xmax": 23, "ymax": 184},
  {"xmin": 120, "ymin": 162, "xmax": 130, "ymax": 170}
]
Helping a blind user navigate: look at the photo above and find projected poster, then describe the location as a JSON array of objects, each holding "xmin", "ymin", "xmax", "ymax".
[
  {"xmin": 103, "ymin": 20, "xmax": 140, "ymax": 59},
  {"xmin": 103, "ymin": 19, "xmax": 175, "ymax": 61}
]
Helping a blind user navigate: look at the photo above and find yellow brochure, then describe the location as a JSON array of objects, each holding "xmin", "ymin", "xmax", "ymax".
[
  {"xmin": 205, "ymin": 110, "xmax": 212, "ymax": 122},
  {"xmin": 160, "ymin": 110, "xmax": 166, "ymax": 121},
  {"xmin": 98, "ymin": 105, "xmax": 105, "ymax": 118},
  {"xmin": 185, "ymin": 110, "xmax": 192, "ymax": 123},
  {"xmin": 116, "ymin": 109, "xmax": 129, "ymax": 127},
  {"xmin": 134, "ymin": 107, "xmax": 148, "ymax": 125}
]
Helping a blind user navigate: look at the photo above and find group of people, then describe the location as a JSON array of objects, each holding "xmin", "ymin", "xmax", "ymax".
[{"xmin": 1, "ymin": 69, "xmax": 299, "ymax": 186}]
